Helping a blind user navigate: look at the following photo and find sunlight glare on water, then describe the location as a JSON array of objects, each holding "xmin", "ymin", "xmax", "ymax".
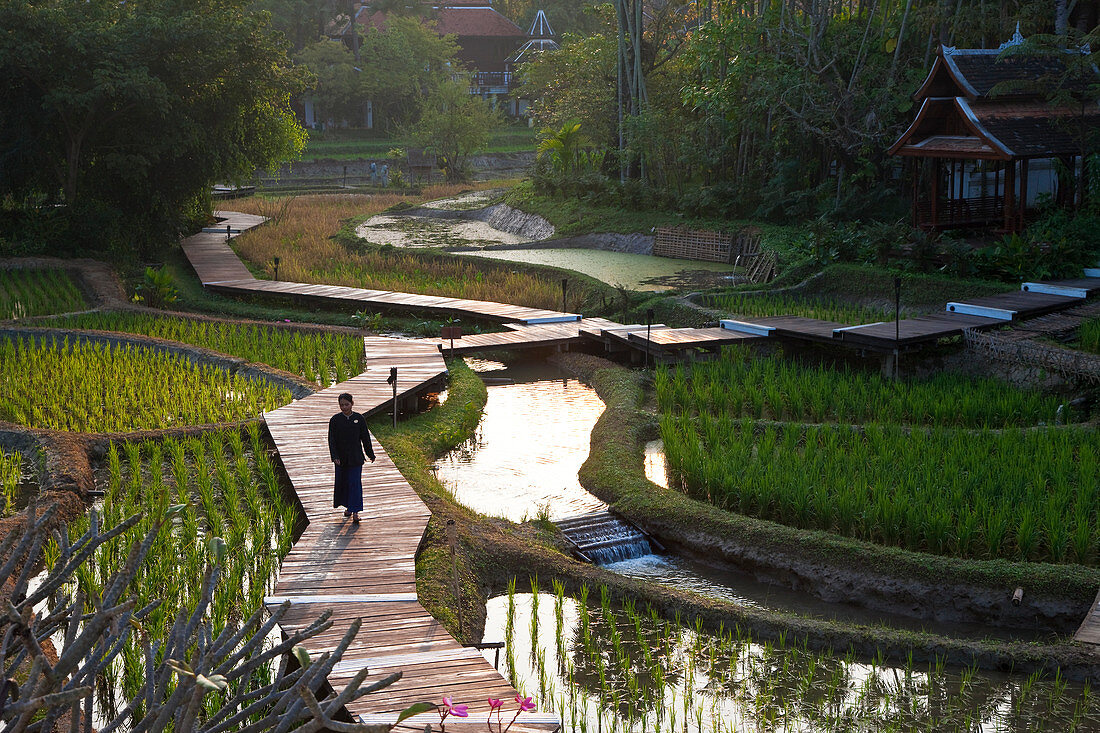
[{"xmin": 434, "ymin": 359, "xmax": 607, "ymax": 522}]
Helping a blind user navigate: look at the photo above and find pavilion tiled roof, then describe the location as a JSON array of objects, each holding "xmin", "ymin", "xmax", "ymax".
[{"xmin": 891, "ymin": 42, "xmax": 1100, "ymax": 161}]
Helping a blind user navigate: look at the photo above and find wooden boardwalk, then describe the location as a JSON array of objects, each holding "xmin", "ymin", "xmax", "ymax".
[
  {"xmin": 177, "ymin": 214, "xmax": 557, "ymax": 729},
  {"xmin": 264, "ymin": 338, "xmax": 559, "ymax": 731},
  {"xmin": 1076, "ymin": 589, "xmax": 1100, "ymax": 646},
  {"xmin": 188, "ymin": 212, "xmax": 580, "ymax": 325}
]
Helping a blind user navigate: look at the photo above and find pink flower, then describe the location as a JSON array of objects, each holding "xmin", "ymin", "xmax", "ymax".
[
  {"xmin": 442, "ymin": 697, "xmax": 468, "ymax": 718},
  {"xmin": 487, "ymin": 697, "xmax": 503, "ymax": 727},
  {"xmin": 515, "ymin": 695, "xmax": 536, "ymax": 713}
]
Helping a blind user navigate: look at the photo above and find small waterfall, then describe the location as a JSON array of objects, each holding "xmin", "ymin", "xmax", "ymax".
[{"xmin": 556, "ymin": 511, "xmax": 654, "ymax": 565}]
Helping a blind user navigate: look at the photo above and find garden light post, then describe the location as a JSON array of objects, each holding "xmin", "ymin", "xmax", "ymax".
[
  {"xmin": 561, "ymin": 278, "xmax": 568, "ymax": 314},
  {"xmin": 226, "ymin": 224, "xmax": 232, "ymax": 242},
  {"xmin": 894, "ymin": 276, "xmax": 902, "ymax": 379},
  {"xmin": 645, "ymin": 308, "xmax": 655, "ymax": 368},
  {"xmin": 387, "ymin": 366, "xmax": 398, "ymax": 428},
  {"xmin": 273, "ymin": 256, "xmax": 280, "ymax": 281}
]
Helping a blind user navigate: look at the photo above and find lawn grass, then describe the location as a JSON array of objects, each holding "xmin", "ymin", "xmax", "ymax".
[
  {"xmin": 301, "ymin": 125, "xmax": 536, "ymax": 161},
  {"xmin": 501, "ymin": 181, "xmax": 804, "ymax": 243}
]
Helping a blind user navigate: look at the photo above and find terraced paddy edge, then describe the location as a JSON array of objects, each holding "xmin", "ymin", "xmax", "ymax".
[
  {"xmin": 263, "ymin": 337, "xmax": 560, "ymax": 731},
  {"xmin": 560, "ymin": 352, "xmax": 1100, "ymax": 637}
]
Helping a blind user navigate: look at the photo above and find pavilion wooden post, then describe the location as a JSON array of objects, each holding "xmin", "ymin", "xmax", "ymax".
[
  {"xmin": 1020, "ymin": 159, "xmax": 1030, "ymax": 226},
  {"xmin": 930, "ymin": 159, "xmax": 940, "ymax": 228},
  {"xmin": 1004, "ymin": 160, "xmax": 1016, "ymax": 232}
]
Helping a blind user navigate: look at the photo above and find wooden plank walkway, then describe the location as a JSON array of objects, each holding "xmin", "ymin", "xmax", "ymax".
[
  {"xmin": 836, "ymin": 313, "xmax": 1002, "ymax": 348},
  {"xmin": 187, "ymin": 211, "xmax": 580, "ymax": 325},
  {"xmin": 1076, "ymin": 589, "xmax": 1100, "ymax": 646},
  {"xmin": 264, "ymin": 337, "xmax": 560, "ymax": 731}
]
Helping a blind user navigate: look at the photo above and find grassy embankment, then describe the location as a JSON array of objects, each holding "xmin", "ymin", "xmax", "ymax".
[{"xmin": 300, "ymin": 125, "xmax": 537, "ymax": 162}]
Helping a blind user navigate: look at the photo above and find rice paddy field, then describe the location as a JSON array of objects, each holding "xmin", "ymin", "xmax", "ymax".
[
  {"xmin": 490, "ymin": 585, "xmax": 1099, "ymax": 733},
  {"xmin": 0, "ymin": 336, "xmax": 292, "ymax": 432},
  {"xmin": 55, "ymin": 312, "xmax": 365, "ymax": 386},
  {"xmin": 656, "ymin": 349, "xmax": 1098, "ymax": 564},
  {"xmin": 0, "ymin": 449, "xmax": 22, "ymax": 515},
  {"xmin": 52, "ymin": 425, "xmax": 297, "ymax": 717},
  {"xmin": 1081, "ymin": 317, "xmax": 1100, "ymax": 354},
  {"xmin": 0, "ymin": 268, "xmax": 85, "ymax": 319},
  {"xmin": 703, "ymin": 293, "xmax": 903, "ymax": 326},
  {"xmin": 228, "ymin": 194, "xmax": 592, "ymax": 312},
  {"xmin": 655, "ymin": 347, "xmax": 1067, "ymax": 427}
]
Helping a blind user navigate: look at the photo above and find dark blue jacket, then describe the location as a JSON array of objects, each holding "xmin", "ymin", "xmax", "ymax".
[{"xmin": 328, "ymin": 411, "xmax": 376, "ymax": 466}]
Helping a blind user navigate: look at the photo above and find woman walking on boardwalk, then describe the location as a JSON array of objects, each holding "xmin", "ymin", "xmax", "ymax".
[{"xmin": 329, "ymin": 392, "xmax": 375, "ymax": 524}]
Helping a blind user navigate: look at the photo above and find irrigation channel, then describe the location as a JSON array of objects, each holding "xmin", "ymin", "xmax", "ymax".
[{"xmin": 431, "ymin": 357, "xmax": 1100, "ymax": 731}]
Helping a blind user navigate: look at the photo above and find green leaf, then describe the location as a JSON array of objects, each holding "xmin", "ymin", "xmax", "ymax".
[
  {"xmin": 396, "ymin": 702, "xmax": 437, "ymax": 723},
  {"xmin": 292, "ymin": 645, "xmax": 311, "ymax": 668}
]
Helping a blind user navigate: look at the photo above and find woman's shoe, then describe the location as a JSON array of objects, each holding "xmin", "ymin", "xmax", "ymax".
[
  {"xmin": 343, "ymin": 510, "xmax": 351, "ymax": 517},
  {"xmin": 352, "ymin": 514, "xmax": 360, "ymax": 524}
]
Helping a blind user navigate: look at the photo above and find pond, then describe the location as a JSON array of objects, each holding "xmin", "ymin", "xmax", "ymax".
[
  {"xmin": 461, "ymin": 248, "xmax": 739, "ymax": 291},
  {"xmin": 483, "ymin": 591, "xmax": 1100, "ymax": 733}
]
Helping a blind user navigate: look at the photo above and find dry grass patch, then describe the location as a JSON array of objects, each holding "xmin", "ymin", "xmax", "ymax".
[{"xmin": 229, "ymin": 188, "xmax": 569, "ymax": 311}]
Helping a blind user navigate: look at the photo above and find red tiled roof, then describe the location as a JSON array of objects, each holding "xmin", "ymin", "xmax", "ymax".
[{"xmin": 356, "ymin": 3, "xmax": 524, "ymax": 38}]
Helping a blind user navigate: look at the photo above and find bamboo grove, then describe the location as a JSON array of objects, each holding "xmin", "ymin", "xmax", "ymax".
[
  {"xmin": 49, "ymin": 425, "xmax": 298, "ymax": 718},
  {"xmin": 0, "ymin": 336, "xmax": 292, "ymax": 432},
  {"xmin": 496, "ymin": 582, "xmax": 1098, "ymax": 732},
  {"xmin": 0, "ymin": 268, "xmax": 85, "ymax": 320},
  {"xmin": 56, "ymin": 312, "xmax": 366, "ymax": 386},
  {"xmin": 656, "ymin": 348, "xmax": 1097, "ymax": 564}
]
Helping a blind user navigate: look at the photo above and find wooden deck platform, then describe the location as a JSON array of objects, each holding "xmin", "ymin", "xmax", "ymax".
[
  {"xmin": 625, "ymin": 326, "xmax": 760, "ymax": 355},
  {"xmin": 264, "ymin": 337, "xmax": 559, "ymax": 731},
  {"xmin": 835, "ymin": 313, "xmax": 1002, "ymax": 348}
]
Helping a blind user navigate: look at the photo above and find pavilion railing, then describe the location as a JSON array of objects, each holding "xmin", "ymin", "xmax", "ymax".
[{"xmin": 915, "ymin": 195, "xmax": 1009, "ymax": 229}]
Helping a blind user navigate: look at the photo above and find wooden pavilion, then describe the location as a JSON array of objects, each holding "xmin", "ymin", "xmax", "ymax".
[{"xmin": 889, "ymin": 30, "xmax": 1100, "ymax": 232}]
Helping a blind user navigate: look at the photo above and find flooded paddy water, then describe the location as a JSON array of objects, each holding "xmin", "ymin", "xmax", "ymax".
[{"xmin": 483, "ymin": 592, "xmax": 1099, "ymax": 733}]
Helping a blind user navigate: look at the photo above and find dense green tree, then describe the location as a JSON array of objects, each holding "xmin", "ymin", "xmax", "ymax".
[
  {"xmin": 0, "ymin": 0, "xmax": 307, "ymax": 258},
  {"xmin": 359, "ymin": 17, "xmax": 460, "ymax": 129},
  {"xmin": 518, "ymin": 0, "xmax": 1100, "ymax": 219},
  {"xmin": 296, "ymin": 39, "xmax": 369, "ymax": 124},
  {"xmin": 405, "ymin": 78, "xmax": 502, "ymax": 181}
]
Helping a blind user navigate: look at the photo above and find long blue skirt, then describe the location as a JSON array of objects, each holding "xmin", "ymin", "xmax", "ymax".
[{"xmin": 333, "ymin": 464, "xmax": 364, "ymax": 513}]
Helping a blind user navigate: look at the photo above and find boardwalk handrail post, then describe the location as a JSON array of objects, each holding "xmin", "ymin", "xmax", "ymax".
[
  {"xmin": 645, "ymin": 308, "xmax": 654, "ymax": 368},
  {"xmin": 387, "ymin": 366, "xmax": 398, "ymax": 428}
]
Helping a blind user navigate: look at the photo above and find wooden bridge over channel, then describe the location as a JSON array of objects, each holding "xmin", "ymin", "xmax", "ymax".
[{"xmin": 181, "ymin": 211, "xmax": 1100, "ymax": 728}]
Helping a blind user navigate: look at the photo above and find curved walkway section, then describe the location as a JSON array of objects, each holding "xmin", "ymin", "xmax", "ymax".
[
  {"xmin": 182, "ymin": 214, "xmax": 559, "ymax": 730},
  {"xmin": 185, "ymin": 211, "xmax": 581, "ymax": 325},
  {"xmin": 263, "ymin": 339, "xmax": 558, "ymax": 730}
]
